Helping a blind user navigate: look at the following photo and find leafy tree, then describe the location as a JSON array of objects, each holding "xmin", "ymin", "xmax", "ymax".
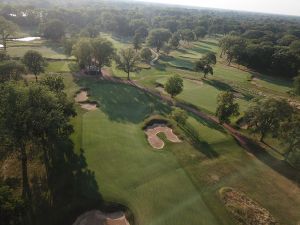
[
  {"xmin": 42, "ymin": 19, "xmax": 65, "ymax": 41},
  {"xmin": 0, "ymin": 51, "xmax": 10, "ymax": 61},
  {"xmin": 133, "ymin": 34, "xmax": 142, "ymax": 52},
  {"xmin": 202, "ymin": 52, "xmax": 217, "ymax": 65},
  {"xmin": 277, "ymin": 34, "xmax": 298, "ymax": 46},
  {"xmin": 293, "ymin": 75, "xmax": 300, "ymax": 95},
  {"xmin": 195, "ymin": 59, "xmax": 213, "ymax": 78},
  {"xmin": 0, "ymin": 16, "xmax": 19, "ymax": 51},
  {"xmin": 91, "ymin": 38, "xmax": 115, "ymax": 74},
  {"xmin": 40, "ymin": 75, "xmax": 65, "ymax": 93},
  {"xmin": 216, "ymin": 91, "xmax": 239, "ymax": 124},
  {"xmin": 171, "ymin": 108, "xmax": 188, "ymax": 125},
  {"xmin": 72, "ymin": 38, "xmax": 93, "ymax": 69},
  {"xmin": 0, "ymin": 184, "xmax": 24, "ymax": 225},
  {"xmin": 147, "ymin": 28, "xmax": 171, "ymax": 53},
  {"xmin": 140, "ymin": 48, "xmax": 152, "ymax": 63},
  {"xmin": 244, "ymin": 98, "xmax": 293, "ymax": 142},
  {"xmin": 23, "ymin": 50, "xmax": 45, "ymax": 82},
  {"xmin": 0, "ymin": 60, "xmax": 25, "ymax": 82},
  {"xmin": 289, "ymin": 40, "xmax": 300, "ymax": 55},
  {"xmin": 115, "ymin": 48, "xmax": 140, "ymax": 80},
  {"xmin": 271, "ymin": 48, "xmax": 299, "ymax": 78},
  {"xmin": 180, "ymin": 29, "xmax": 195, "ymax": 44},
  {"xmin": 279, "ymin": 115, "xmax": 300, "ymax": 168},
  {"xmin": 170, "ymin": 33, "xmax": 180, "ymax": 49},
  {"xmin": 194, "ymin": 26, "xmax": 207, "ymax": 40},
  {"xmin": 165, "ymin": 75, "xmax": 183, "ymax": 98}
]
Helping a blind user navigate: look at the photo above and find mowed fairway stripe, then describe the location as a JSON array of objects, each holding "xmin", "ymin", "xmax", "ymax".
[{"xmin": 81, "ymin": 109, "xmax": 220, "ymax": 225}]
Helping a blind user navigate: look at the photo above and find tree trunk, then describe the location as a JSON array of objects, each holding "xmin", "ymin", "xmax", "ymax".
[
  {"xmin": 35, "ymin": 74, "xmax": 38, "ymax": 82},
  {"xmin": 20, "ymin": 144, "xmax": 31, "ymax": 201},
  {"xmin": 127, "ymin": 71, "xmax": 130, "ymax": 80},
  {"xmin": 260, "ymin": 132, "xmax": 265, "ymax": 142}
]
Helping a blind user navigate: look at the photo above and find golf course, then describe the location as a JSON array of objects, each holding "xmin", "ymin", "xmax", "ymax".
[{"xmin": 0, "ymin": 1, "xmax": 300, "ymax": 225}]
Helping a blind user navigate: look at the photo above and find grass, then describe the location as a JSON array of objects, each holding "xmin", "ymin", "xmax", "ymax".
[
  {"xmin": 46, "ymin": 61, "xmax": 71, "ymax": 73},
  {"xmin": 67, "ymin": 74, "xmax": 300, "ymax": 225},
  {"xmin": 73, "ymin": 78, "xmax": 227, "ymax": 225}
]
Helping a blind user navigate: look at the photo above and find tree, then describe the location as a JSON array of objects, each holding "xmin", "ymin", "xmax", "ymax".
[
  {"xmin": 147, "ymin": 28, "xmax": 171, "ymax": 53},
  {"xmin": 133, "ymin": 34, "xmax": 142, "ymax": 52},
  {"xmin": 72, "ymin": 38, "xmax": 93, "ymax": 69},
  {"xmin": 170, "ymin": 33, "xmax": 180, "ymax": 49},
  {"xmin": 171, "ymin": 108, "xmax": 188, "ymax": 125},
  {"xmin": 91, "ymin": 38, "xmax": 115, "ymax": 74},
  {"xmin": 23, "ymin": 50, "xmax": 45, "ymax": 82},
  {"xmin": 194, "ymin": 26, "xmax": 207, "ymax": 40},
  {"xmin": 216, "ymin": 91, "xmax": 239, "ymax": 124},
  {"xmin": 165, "ymin": 75, "xmax": 183, "ymax": 98},
  {"xmin": 140, "ymin": 48, "xmax": 152, "ymax": 63},
  {"xmin": 42, "ymin": 19, "xmax": 65, "ymax": 41},
  {"xmin": 244, "ymin": 98, "xmax": 293, "ymax": 142},
  {"xmin": 279, "ymin": 115, "xmax": 300, "ymax": 168},
  {"xmin": 40, "ymin": 75, "xmax": 65, "ymax": 93},
  {"xmin": 115, "ymin": 48, "xmax": 140, "ymax": 80},
  {"xmin": 180, "ymin": 29, "xmax": 195, "ymax": 44},
  {"xmin": 195, "ymin": 59, "xmax": 213, "ymax": 78},
  {"xmin": 0, "ymin": 16, "xmax": 19, "ymax": 51},
  {"xmin": 0, "ymin": 60, "xmax": 25, "ymax": 82},
  {"xmin": 293, "ymin": 75, "xmax": 300, "ymax": 95},
  {"xmin": 202, "ymin": 52, "xmax": 217, "ymax": 65},
  {"xmin": 0, "ymin": 184, "xmax": 24, "ymax": 225}
]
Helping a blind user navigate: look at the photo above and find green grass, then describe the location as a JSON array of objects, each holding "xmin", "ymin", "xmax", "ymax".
[
  {"xmin": 73, "ymin": 79, "xmax": 227, "ymax": 225},
  {"xmin": 67, "ymin": 75, "xmax": 300, "ymax": 225},
  {"xmin": 46, "ymin": 61, "xmax": 71, "ymax": 73}
]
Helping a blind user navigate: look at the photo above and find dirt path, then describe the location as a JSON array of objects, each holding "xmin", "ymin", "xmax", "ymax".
[
  {"xmin": 97, "ymin": 73, "xmax": 300, "ymax": 184},
  {"xmin": 150, "ymin": 49, "xmax": 159, "ymax": 66}
]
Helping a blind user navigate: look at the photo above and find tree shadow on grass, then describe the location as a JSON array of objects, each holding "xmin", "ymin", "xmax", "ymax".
[
  {"xmin": 180, "ymin": 122, "xmax": 219, "ymax": 158},
  {"xmin": 30, "ymin": 136, "xmax": 103, "ymax": 225},
  {"xmin": 203, "ymin": 79, "xmax": 233, "ymax": 91},
  {"xmin": 234, "ymin": 133, "xmax": 300, "ymax": 185},
  {"xmin": 77, "ymin": 80, "xmax": 171, "ymax": 123},
  {"xmin": 198, "ymin": 40, "xmax": 219, "ymax": 47}
]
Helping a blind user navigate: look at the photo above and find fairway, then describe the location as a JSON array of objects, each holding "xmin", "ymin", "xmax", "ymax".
[
  {"xmin": 69, "ymin": 76, "xmax": 300, "ymax": 225},
  {"xmin": 75, "ymin": 80, "xmax": 226, "ymax": 225}
]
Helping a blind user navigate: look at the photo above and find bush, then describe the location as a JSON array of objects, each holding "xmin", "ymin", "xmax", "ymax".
[{"xmin": 170, "ymin": 108, "xmax": 188, "ymax": 125}]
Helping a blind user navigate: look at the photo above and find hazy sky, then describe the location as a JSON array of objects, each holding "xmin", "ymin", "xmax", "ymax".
[{"xmin": 135, "ymin": 0, "xmax": 300, "ymax": 16}]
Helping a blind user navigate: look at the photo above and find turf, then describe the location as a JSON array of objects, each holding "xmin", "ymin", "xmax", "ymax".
[{"xmin": 67, "ymin": 75, "xmax": 300, "ymax": 225}]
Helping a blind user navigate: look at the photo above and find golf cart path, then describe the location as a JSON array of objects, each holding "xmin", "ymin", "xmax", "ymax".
[
  {"xmin": 99, "ymin": 73, "xmax": 300, "ymax": 185},
  {"xmin": 150, "ymin": 49, "xmax": 159, "ymax": 66}
]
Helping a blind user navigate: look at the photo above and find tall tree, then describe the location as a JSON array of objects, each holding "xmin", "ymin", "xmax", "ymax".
[
  {"xmin": 23, "ymin": 50, "xmax": 45, "ymax": 82},
  {"xmin": 170, "ymin": 33, "xmax": 180, "ymax": 49},
  {"xmin": 194, "ymin": 26, "xmax": 207, "ymax": 40},
  {"xmin": 165, "ymin": 75, "xmax": 183, "ymax": 98},
  {"xmin": 115, "ymin": 48, "xmax": 140, "ymax": 80},
  {"xmin": 244, "ymin": 98, "xmax": 293, "ymax": 142},
  {"xmin": 0, "ymin": 16, "xmax": 19, "ymax": 51},
  {"xmin": 42, "ymin": 19, "xmax": 65, "ymax": 41},
  {"xmin": 216, "ymin": 91, "xmax": 240, "ymax": 124},
  {"xmin": 0, "ymin": 60, "xmax": 25, "ymax": 82},
  {"xmin": 133, "ymin": 34, "xmax": 142, "ymax": 52},
  {"xmin": 91, "ymin": 38, "xmax": 115, "ymax": 74},
  {"xmin": 293, "ymin": 75, "xmax": 300, "ymax": 95},
  {"xmin": 195, "ymin": 60, "xmax": 214, "ymax": 78},
  {"xmin": 147, "ymin": 28, "xmax": 171, "ymax": 53},
  {"xmin": 140, "ymin": 48, "xmax": 152, "ymax": 63},
  {"xmin": 72, "ymin": 38, "xmax": 93, "ymax": 69}
]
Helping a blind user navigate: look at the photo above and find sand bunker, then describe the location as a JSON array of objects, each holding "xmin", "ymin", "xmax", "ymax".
[
  {"xmin": 145, "ymin": 124, "xmax": 181, "ymax": 149},
  {"xmin": 75, "ymin": 90, "xmax": 98, "ymax": 111},
  {"xmin": 73, "ymin": 210, "xmax": 130, "ymax": 225},
  {"xmin": 75, "ymin": 90, "xmax": 89, "ymax": 102},
  {"xmin": 80, "ymin": 103, "xmax": 98, "ymax": 111}
]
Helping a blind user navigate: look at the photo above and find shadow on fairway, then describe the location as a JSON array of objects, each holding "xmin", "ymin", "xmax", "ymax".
[{"xmin": 78, "ymin": 80, "xmax": 170, "ymax": 123}]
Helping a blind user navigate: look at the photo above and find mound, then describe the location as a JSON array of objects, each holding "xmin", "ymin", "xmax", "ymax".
[
  {"xmin": 145, "ymin": 124, "xmax": 181, "ymax": 149},
  {"xmin": 73, "ymin": 210, "xmax": 130, "ymax": 225},
  {"xmin": 219, "ymin": 187, "xmax": 279, "ymax": 225}
]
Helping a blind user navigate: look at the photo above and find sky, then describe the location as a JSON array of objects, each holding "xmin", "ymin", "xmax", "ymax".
[{"xmin": 134, "ymin": 0, "xmax": 300, "ymax": 16}]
